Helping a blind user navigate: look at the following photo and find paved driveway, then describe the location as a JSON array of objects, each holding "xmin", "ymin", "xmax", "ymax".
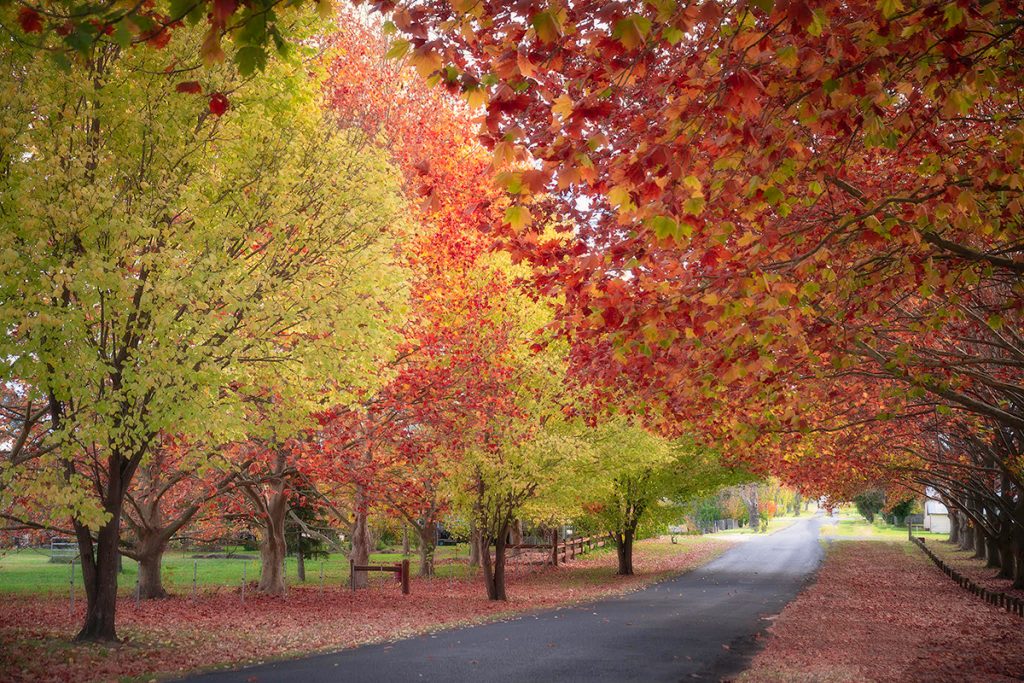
[{"xmin": 186, "ymin": 515, "xmax": 826, "ymax": 682}]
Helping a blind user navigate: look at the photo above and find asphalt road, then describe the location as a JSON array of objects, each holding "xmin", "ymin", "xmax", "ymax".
[{"xmin": 186, "ymin": 515, "xmax": 827, "ymax": 683}]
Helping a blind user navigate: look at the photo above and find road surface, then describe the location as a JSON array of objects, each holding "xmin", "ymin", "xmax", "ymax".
[{"xmin": 186, "ymin": 515, "xmax": 827, "ymax": 682}]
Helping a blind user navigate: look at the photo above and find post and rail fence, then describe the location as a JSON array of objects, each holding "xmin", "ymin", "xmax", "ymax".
[
  {"xmin": 349, "ymin": 558, "xmax": 411, "ymax": 595},
  {"xmin": 505, "ymin": 533, "xmax": 608, "ymax": 566}
]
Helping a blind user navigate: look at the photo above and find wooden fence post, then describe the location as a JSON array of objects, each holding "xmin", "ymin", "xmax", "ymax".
[
  {"xmin": 551, "ymin": 529, "xmax": 558, "ymax": 567},
  {"xmin": 349, "ymin": 558, "xmax": 355, "ymax": 592},
  {"xmin": 401, "ymin": 560, "xmax": 410, "ymax": 595}
]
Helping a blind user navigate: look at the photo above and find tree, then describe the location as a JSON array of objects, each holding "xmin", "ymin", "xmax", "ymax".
[
  {"xmin": 581, "ymin": 423, "xmax": 748, "ymax": 575},
  {"xmin": 372, "ymin": 1, "xmax": 1024, "ymax": 558},
  {"xmin": 285, "ymin": 487, "xmax": 331, "ymax": 582},
  {"xmin": 0, "ymin": 22, "xmax": 407, "ymax": 639},
  {"xmin": 853, "ymin": 489, "xmax": 885, "ymax": 524},
  {"xmin": 121, "ymin": 437, "xmax": 241, "ymax": 599}
]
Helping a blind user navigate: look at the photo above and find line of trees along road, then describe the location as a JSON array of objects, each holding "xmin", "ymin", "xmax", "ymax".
[{"xmin": 2, "ymin": 0, "xmax": 1023, "ymax": 643}]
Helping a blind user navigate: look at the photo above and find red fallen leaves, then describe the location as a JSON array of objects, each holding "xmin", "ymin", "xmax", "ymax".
[
  {"xmin": 175, "ymin": 81, "xmax": 203, "ymax": 94},
  {"xmin": 0, "ymin": 538, "xmax": 727, "ymax": 683},
  {"xmin": 17, "ymin": 7, "xmax": 43, "ymax": 33},
  {"xmin": 742, "ymin": 542, "xmax": 1024, "ymax": 682},
  {"xmin": 926, "ymin": 542, "xmax": 1024, "ymax": 603},
  {"xmin": 208, "ymin": 92, "xmax": 229, "ymax": 116}
]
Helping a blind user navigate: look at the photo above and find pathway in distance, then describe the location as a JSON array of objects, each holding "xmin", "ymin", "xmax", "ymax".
[{"xmin": 186, "ymin": 514, "xmax": 828, "ymax": 682}]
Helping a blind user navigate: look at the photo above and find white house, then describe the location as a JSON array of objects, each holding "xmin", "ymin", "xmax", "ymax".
[{"xmin": 923, "ymin": 488, "xmax": 950, "ymax": 533}]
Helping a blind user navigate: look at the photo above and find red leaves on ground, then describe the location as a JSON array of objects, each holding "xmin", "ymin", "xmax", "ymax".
[
  {"xmin": 0, "ymin": 539, "xmax": 727, "ymax": 683},
  {"xmin": 742, "ymin": 542, "xmax": 1024, "ymax": 682},
  {"xmin": 926, "ymin": 542, "xmax": 1024, "ymax": 602}
]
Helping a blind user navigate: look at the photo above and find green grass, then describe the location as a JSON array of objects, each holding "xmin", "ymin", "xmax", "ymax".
[
  {"xmin": 0, "ymin": 544, "xmax": 473, "ymax": 595},
  {"xmin": 819, "ymin": 515, "xmax": 946, "ymax": 541}
]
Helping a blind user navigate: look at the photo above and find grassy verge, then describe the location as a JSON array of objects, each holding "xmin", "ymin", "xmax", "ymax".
[
  {"xmin": 0, "ymin": 545, "xmax": 472, "ymax": 595},
  {"xmin": 819, "ymin": 515, "xmax": 946, "ymax": 541}
]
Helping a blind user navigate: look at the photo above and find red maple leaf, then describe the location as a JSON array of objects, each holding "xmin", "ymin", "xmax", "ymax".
[
  {"xmin": 208, "ymin": 92, "xmax": 229, "ymax": 116},
  {"xmin": 18, "ymin": 7, "xmax": 43, "ymax": 33}
]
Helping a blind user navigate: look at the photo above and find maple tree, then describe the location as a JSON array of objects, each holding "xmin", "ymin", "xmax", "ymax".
[
  {"xmin": 316, "ymin": 17, "xmax": 586, "ymax": 599},
  {"xmin": 0, "ymin": 21, "xmax": 408, "ymax": 639},
  {"xmin": 369, "ymin": 0, "xmax": 1024, "ymax": 578},
  {"xmin": 121, "ymin": 437, "xmax": 241, "ymax": 599},
  {"xmin": 567, "ymin": 419, "xmax": 748, "ymax": 574}
]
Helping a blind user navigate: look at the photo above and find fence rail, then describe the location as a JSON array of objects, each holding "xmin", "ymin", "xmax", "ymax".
[
  {"xmin": 908, "ymin": 525, "xmax": 1023, "ymax": 618},
  {"xmin": 506, "ymin": 533, "xmax": 607, "ymax": 566},
  {"xmin": 349, "ymin": 559, "xmax": 410, "ymax": 594},
  {"xmin": 556, "ymin": 535, "xmax": 606, "ymax": 563},
  {"xmin": 48, "ymin": 540, "xmax": 79, "ymax": 564}
]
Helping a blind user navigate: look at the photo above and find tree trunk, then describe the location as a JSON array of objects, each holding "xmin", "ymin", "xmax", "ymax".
[
  {"xmin": 417, "ymin": 521, "xmax": 436, "ymax": 578},
  {"xmin": 948, "ymin": 510, "xmax": 960, "ymax": 545},
  {"xmin": 296, "ymin": 542, "xmax": 306, "ymax": 582},
  {"xmin": 973, "ymin": 523, "xmax": 987, "ymax": 560},
  {"xmin": 616, "ymin": 527, "xmax": 635, "ymax": 576},
  {"xmin": 74, "ymin": 445, "xmax": 142, "ymax": 642},
  {"xmin": 998, "ymin": 537, "xmax": 1014, "ymax": 579},
  {"xmin": 468, "ymin": 524, "xmax": 480, "ymax": 567},
  {"xmin": 960, "ymin": 520, "xmax": 974, "ymax": 552},
  {"xmin": 349, "ymin": 506, "xmax": 371, "ymax": 589},
  {"xmin": 1012, "ymin": 535, "xmax": 1024, "ymax": 590},
  {"xmin": 986, "ymin": 534, "xmax": 1000, "ymax": 569},
  {"xmin": 402, "ymin": 526, "xmax": 410, "ymax": 555},
  {"xmin": 136, "ymin": 544, "xmax": 168, "ymax": 599},
  {"xmin": 75, "ymin": 515, "xmax": 123, "ymax": 642},
  {"xmin": 510, "ymin": 519, "xmax": 523, "ymax": 546},
  {"xmin": 258, "ymin": 495, "xmax": 287, "ymax": 595},
  {"xmin": 481, "ymin": 526, "xmax": 509, "ymax": 601},
  {"xmin": 258, "ymin": 529, "xmax": 286, "ymax": 595},
  {"xmin": 745, "ymin": 486, "xmax": 760, "ymax": 530}
]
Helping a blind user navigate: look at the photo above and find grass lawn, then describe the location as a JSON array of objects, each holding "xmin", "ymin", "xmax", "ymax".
[
  {"xmin": 819, "ymin": 515, "xmax": 946, "ymax": 541},
  {"xmin": 0, "ymin": 545, "xmax": 472, "ymax": 595}
]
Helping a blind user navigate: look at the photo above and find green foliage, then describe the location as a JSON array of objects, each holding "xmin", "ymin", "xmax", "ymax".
[
  {"xmin": 0, "ymin": 26, "xmax": 409, "ymax": 527},
  {"xmin": 853, "ymin": 489, "xmax": 886, "ymax": 523},
  {"xmin": 286, "ymin": 491, "xmax": 331, "ymax": 561},
  {"xmin": 575, "ymin": 423, "xmax": 750, "ymax": 541},
  {"xmin": 886, "ymin": 498, "xmax": 916, "ymax": 526}
]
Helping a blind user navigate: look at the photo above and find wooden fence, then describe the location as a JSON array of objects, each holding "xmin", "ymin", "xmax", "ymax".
[
  {"xmin": 349, "ymin": 559, "xmax": 410, "ymax": 594},
  {"xmin": 506, "ymin": 532, "xmax": 607, "ymax": 566},
  {"xmin": 909, "ymin": 527, "xmax": 1023, "ymax": 618}
]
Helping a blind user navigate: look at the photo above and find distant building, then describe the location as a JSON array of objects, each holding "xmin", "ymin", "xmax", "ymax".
[{"xmin": 923, "ymin": 488, "xmax": 950, "ymax": 533}]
